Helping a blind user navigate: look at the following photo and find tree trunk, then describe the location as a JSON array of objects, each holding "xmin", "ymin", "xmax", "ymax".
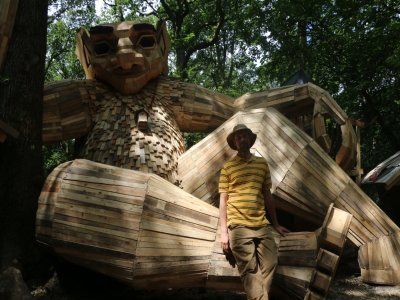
[{"xmin": 0, "ymin": 0, "xmax": 48, "ymax": 272}]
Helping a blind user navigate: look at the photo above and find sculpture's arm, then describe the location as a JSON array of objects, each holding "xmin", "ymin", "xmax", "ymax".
[
  {"xmin": 158, "ymin": 78, "xmax": 235, "ymax": 132},
  {"xmin": 233, "ymin": 83, "xmax": 357, "ymax": 172},
  {"xmin": 43, "ymin": 80, "xmax": 95, "ymax": 143}
]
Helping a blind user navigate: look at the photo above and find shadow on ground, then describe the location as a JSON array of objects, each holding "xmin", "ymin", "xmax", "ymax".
[{"xmin": 28, "ymin": 249, "xmax": 400, "ymax": 300}]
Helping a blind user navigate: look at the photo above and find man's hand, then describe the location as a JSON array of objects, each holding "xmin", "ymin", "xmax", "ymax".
[
  {"xmin": 220, "ymin": 231, "xmax": 229, "ymax": 252},
  {"xmin": 221, "ymin": 232, "xmax": 235, "ymax": 267},
  {"xmin": 274, "ymin": 224, "xmax": 290, "ymax": 236}
]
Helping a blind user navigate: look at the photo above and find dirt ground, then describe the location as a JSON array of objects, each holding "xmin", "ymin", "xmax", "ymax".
[{"xmin": 28, "ymin": 250, "xmax": 400, "ymax": 300}]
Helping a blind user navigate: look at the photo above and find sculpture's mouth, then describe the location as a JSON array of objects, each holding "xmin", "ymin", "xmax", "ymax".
[{"xmin": 113, "ymin": 64, "xmax": 145, "ymax": 77}]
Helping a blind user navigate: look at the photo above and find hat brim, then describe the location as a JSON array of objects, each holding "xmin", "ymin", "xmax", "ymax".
[{"xmin": 227, "ymin": 129, "xmax": 257, "ymax": 150}]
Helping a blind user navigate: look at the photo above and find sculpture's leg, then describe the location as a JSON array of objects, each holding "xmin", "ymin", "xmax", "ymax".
[
  {"xmin": 36, "ymin": 158, "xmax": 352, "ymax": 297},
  {"xmin": 179, "ymin": 107, "xmax": 400, "ymax": 285},
  {"xmin": 36, "ymin": 159, "xmax": 220, "ymax": 289}
]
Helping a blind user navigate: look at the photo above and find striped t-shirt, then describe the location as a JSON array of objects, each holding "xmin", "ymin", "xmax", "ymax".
[{"xmin": 219, "ymin": 155, "xmax": 272, "ymax": 227}]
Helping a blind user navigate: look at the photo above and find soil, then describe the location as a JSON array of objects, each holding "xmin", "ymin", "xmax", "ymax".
[{"xmin": 27, "ymin": 250, "xmax": 400, "ymax": 300}]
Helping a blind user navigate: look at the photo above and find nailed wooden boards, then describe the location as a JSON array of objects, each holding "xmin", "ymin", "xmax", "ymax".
[
  {"xmin": 274, "ymin": 204, "xmax": 352, "ymax": 299},
  {"xmin": 36, "ymin": 159, "xmax": 219, "ymax": 288},
  {"xmin": 180, "ymin": 107, "xmax": 400, "ymax": 285},
  {"xmin": 0, "ymin": 119, "xmax": 18, "ymax": 142}
]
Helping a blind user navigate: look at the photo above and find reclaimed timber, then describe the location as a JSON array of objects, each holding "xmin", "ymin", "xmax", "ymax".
[
  {"xmin": 36, "ymin": 159, "xmax": 219, "ymax": 289},
  {"xmin": 362, "ymin": 151, "xmax": 400, "ymax": 191},
  {"xmin": 179, "ymin": 108, "xmax": 400, "ymax": 285},
  {"xmin": 358, "ymin": 231, "xmax": 400, "ymax": 285},
  {"xmin": 36, "ymin": 160, "xmax": 353, "ymax": 295},
  {"xmin": 319, "ymin": 204, "xmax": 353, "ymax": 253},
  {"xmin": 42, "ymin": 77, "xmax": 234, "ymax": 184},
  {"xmin": 0, "ymin": 119, "xmax": 19, "ymax": 142},
  {"xmin": 274, "ymin": 204, "xmax": 351, "ymax": 299},
  {"xmin": 232, "ymin": 83, "xmax": 355, "ymax": 173},
  {"xmin": 38, "ymin": 64, "xmax": 393, "ymax": 287}
]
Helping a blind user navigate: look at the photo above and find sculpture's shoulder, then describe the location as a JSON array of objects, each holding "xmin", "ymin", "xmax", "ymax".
[
  {"xmin": 152, "ymin": 76, "xmax": 187, "ymax": 102},
  {"xmin": 44, "ymin": 79, "xmax": 98, "ymax": 91},
  {"xmin": 153, "ymin": 76, "xmax": 233, "ymax": 105}
]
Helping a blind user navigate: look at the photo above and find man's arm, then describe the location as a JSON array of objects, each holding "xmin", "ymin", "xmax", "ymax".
[
  {"xmin": 264, "ymin": 187, "xmax": 290, "ymax": 236},
  {"xmin": 219, "ymin": 192, "xmax": 230, "ymax": 252}
]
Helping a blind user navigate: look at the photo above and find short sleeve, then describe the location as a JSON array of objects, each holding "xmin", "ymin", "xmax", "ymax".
[
  {"xmin": 264, "ymin": 161, "xmax": 272, "ymax": 190},
  {"xmin": 218, "ymin": 166, "xmax": 229, "ymax": 193}
]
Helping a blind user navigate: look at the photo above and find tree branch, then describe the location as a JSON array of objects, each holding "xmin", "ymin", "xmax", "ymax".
[{"xmin": 182, "ymin": 0, "xmax": 226, "ymax": 70}]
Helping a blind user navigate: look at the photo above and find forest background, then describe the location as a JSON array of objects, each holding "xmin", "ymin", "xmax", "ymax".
[
  {"xmin": 43, "ymin": 0, "xmax": 400, "ymax": 173},
  {"xmin": 0, "ymin": 0, "xmax": 399, "ymax": 288}
]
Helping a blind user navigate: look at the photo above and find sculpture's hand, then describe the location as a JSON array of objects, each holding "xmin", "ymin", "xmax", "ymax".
[{"xmin": 274, "ymin": 224, "xmax": 290, "ymax": 237}]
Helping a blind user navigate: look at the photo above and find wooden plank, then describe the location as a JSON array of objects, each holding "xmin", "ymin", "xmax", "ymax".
[
  {"xmin": 264, "ymin": 108, "xmax": 313, "ymax": 148},
  {"xmin": 280, "ymin": 170, "xmax": 327, "ymax": 215},
  {"xmin": 135, "ymin": 245, "xmax": 211, "ymax": 257},
  {"xmin": 133, "ymin": 262, "xmax": 210, "ymax": 276},
  {"xmin": 133, "ymin": 271, "xmax": 207, "ymax": 289},
  {"xmin": 142, "ymin": 203, "xmax": 218, "ymax": 232},
  {"xmin": 309, "ymin": 271, "xmax": 331, "ymax": 294},
  {"xmin": 146, "ymin": 179, "xmax": 219, "ymax": 217},
  {"xmin": 298, "ymin": 148, "xmax": 346, "ymax": 195},
  {"xmin": 58, "ymin": 191, "xmax": 143, "ymax": 214},
  {"xmin": 51, "ymin": 228, "xmax": 137, "ymax": 254},
  {"xmin": 304, "ymin": 290, "xmax": 324, "ymax": 300},
  {"xmin": 319, "ymin": 206, "xmax": 352, "ymax": 252},
  {"xmin": 62, "ymin": 180, "xmax": 147, "ymax": 200},
  {"xmin": 139, "ymin": 216, "xmax": 216, "ymax": 241},
  {"xmin": 261, "ymin": 112, "xmax": 306, "ymax": 157},
  {"xmin": 316, "ymin": 249, "xmax": 339, "ymax": 274},
  {"xmin": 54, "ymin": 203, "xmax": 141, "ymax": 230},
  {"xmin": 53, "ymin": 217, "xmax": 138, "ymax": 240}
]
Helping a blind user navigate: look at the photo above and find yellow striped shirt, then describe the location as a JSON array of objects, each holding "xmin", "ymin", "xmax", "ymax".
[{"xmin": 219, "ymin": 155, "xmax": 272, "ymax": 227}]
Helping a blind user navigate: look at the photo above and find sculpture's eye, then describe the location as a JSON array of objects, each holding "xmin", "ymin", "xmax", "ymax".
[
  {"xmin": 93, "ymin": 41, "xmax": 114, "ymax": 56},
  {"xmin": 137, "ymin": 35, "xmax": 156, "ymax": 49}
]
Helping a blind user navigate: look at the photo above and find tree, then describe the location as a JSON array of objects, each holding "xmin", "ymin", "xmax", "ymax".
[
  {"xmin": 46, "ymin": 0, "xmax": 97, "ymax": 82},
  {"xmin": 45, "ymin": 0, "xmax": 400, "ymax": 173},
  {"xmin": 258, "ymin": 0, "xmax": 400, "ymax": 170},
  {"xmin": 0, "ymin": 0, "xmax": 48, "ymax": 271}
]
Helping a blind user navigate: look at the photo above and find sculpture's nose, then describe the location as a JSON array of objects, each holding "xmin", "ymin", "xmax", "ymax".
[{"xmin": 117, "ymin": 37, "xmax": 144, "ymax": 70}]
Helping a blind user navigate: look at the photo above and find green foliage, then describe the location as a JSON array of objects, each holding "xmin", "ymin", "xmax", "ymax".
[
  {"xmin": 43, "ymin": 141, "xmax": 75, "ymax": 175},
  {"xmin": 258, "ymin": 0, "xmax": 400, "ymax": 170},
  {"xmin": 44, "ymin": 0, "xmax": 400, "ymax": 175},
  {"xmin": 183, "ymin": 133, "xmax": 208, "ymax": 150},
  {"xmin": 46, "ymin": 1, "xmax": 98, "ymax": 82},
  {"xmin": 95, "ymin": 0, "xmax": 142, "ymax": 23}
]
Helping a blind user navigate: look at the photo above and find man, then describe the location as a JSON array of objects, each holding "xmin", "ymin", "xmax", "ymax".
[{"xmin": 219, "ymin": 124, "xmax": 290, "ymax": 300}]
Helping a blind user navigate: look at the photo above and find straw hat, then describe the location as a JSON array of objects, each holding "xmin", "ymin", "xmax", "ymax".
[{"xmin": 227, "ymin": 124, "xmax": 257, "ymax": 150}]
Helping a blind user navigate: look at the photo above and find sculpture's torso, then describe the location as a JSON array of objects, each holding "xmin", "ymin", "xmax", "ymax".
[{"xmin": 80, "ymin": 80, "xmax": 185, "ymax": 184}]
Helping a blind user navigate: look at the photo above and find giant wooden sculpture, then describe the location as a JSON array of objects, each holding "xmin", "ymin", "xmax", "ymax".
[{"xmin": 35, "ymin": 20, "xmax": 400, "ymax": 296}]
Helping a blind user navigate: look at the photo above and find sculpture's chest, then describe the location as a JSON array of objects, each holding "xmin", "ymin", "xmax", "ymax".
[{"xmin": 81, "ymin": 91, "xmax": 185, "ymax": 183}]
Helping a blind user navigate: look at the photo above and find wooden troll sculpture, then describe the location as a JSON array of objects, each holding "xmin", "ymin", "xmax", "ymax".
[{"xmin": 35, "ymin": 20, "xmax": 400, "ymax": 297}]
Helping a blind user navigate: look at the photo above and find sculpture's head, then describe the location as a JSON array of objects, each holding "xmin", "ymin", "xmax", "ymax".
[{"xmin": 76, "ymin": 20, "xmax": 170, "ymax": 94}]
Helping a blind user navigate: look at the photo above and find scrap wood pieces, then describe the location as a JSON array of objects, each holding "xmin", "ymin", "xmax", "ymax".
[{"xmin": 274, "ymin": 204, "xmax": 352, "ymax": 300}]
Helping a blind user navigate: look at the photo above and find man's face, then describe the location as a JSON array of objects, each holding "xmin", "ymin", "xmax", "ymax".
[
  {"xmin": 88, "ymin": 21, "xmax": 165, "ymax": 94},
  {"xmin": 234, "ymin": 130, "xmax": 252, "ymax": 151}
]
